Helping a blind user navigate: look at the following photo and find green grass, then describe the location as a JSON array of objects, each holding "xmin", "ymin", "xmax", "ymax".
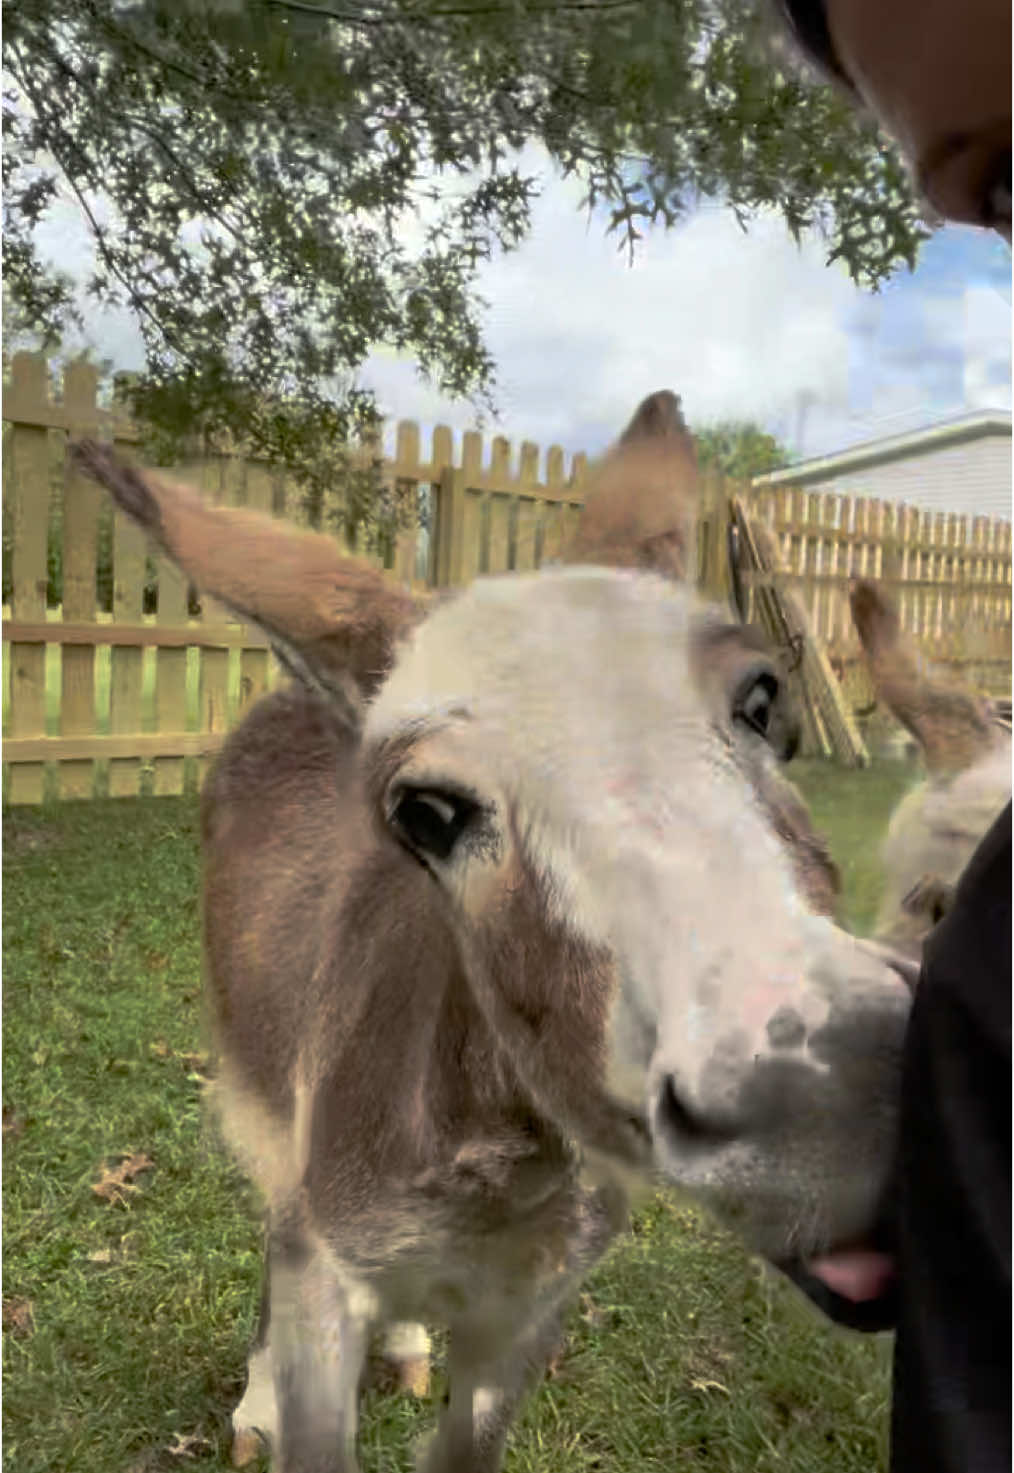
[
  {"xmin": 3, "ymin": 763, "xmax": 916, "ymax": 1473},
  {"xmin": 790, "ymin": 759, "xmax": 916, "ymax": 934}
]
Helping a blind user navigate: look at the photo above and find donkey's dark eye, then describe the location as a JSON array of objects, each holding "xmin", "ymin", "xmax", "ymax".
[
  {"xmin": 390, "ymin": 788, "xmax": 479, "ymax": 861},
  {"xmin": 733, "ymin": 670, "xmax": 778, "ymax": 739}
]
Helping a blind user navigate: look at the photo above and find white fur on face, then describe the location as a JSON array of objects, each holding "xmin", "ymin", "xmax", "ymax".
[{"xmin": 366, "ymin": 568, "xmax": 909, "ymax": 1252}]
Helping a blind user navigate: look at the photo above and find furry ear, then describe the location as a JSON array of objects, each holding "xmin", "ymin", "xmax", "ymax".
[
  {"xmin": 618, "ymin": 390, "xmax": 689, "ymax": 446},
  {"xmin": 850, "ymin": 577, "xmax": 995, "ymax": 774},
  {"xmin": 70, "ymin": 440, "xmax": 424, "ymax": 725},
  {"xmin": 563, "ymin": 390, "xmax": 699, "ymax": 582}
]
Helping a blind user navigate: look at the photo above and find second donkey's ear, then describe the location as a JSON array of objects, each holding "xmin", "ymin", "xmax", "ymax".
[
  {"xmin": 563, "ymin": 390, "xmax": 699, "ymax": 582},
  {"xmin": 850, "ymin": 577, "xmax": 995, "ymax": 775},
  {"xmin": 70, "ymin": 440, "xmax": 424, "ymax": 727}
]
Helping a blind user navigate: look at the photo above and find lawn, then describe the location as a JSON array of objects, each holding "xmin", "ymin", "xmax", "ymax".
[{"xmin": 3, "ymin": 758, "xmax": 915, "ymax": 1473}]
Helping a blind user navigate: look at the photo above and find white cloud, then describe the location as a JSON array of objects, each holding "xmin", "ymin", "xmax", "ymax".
[
  {"xmin": 963, "ymin": 284, "xmax": 1013, "ymax": 410},
  {"xmin": 364, "ymin": 153, "xmax": 863, "ymax": 461}
]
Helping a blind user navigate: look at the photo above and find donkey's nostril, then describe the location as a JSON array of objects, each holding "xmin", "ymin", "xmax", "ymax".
[{"xmin": 655, "ymin": 1075, "xmax": 738, "ymax": 1149}]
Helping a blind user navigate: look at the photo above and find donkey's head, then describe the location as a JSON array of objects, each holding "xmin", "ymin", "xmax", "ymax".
[
  {"xmin": 72, "ymin": 403, "xmax": 909, "ymax": 1284},
  {"xmin": 850, "ymin": 577, "xmax": 1011, "ymax": 958}
]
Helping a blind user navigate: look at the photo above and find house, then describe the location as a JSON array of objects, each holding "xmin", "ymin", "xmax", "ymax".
[{"xmin": 753, "ymin": 410, "xmax": 1012, "ymax": 523}]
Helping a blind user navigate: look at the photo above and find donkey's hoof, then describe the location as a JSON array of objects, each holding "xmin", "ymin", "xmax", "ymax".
[{"xmin": 231, "ymin": 1426, "xmax": 268, "ymax": 1467}]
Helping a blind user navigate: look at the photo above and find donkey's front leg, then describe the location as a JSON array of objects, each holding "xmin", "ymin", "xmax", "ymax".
[
  {"xmin": 270, "ymin": 1229, "xmax": 374, "ymax": 1473},
  {"xmin": 419, "ymin": 1301, "xmax": 568, "ymax": 1473},
  {"xmin": 420, "ymin": 1185, "xmax": 623, "ymax": 1473}
]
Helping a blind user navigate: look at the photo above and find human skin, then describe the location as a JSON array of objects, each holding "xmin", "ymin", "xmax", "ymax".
[{"xmin": 823, "ymin": 0, "xmax": 1011, "ymax": 240}]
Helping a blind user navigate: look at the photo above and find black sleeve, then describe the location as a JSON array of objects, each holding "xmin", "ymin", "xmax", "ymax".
[{"xmin": 890, "ymin": 801, "xmax": 1011, "ymax": 1473}]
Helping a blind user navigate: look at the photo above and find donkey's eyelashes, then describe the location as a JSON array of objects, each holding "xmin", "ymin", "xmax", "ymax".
[{"xmin": 389, "ymin": 786, "xmax": 482, "ymax": 863}]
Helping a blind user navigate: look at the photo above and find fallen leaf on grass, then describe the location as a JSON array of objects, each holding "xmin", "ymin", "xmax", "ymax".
[
  {"xmin": 689, "ymin": 1377, "xmax": 730, "ymax": 1395},
  {"xmin": 578, "ymin": 1291, "xmax": 606, "ymax": 1328},
  {"xmin": 147, "ymin": 1041, "xmax": 213, "ymax": 1080},
  {"xmin": 166, "ymin": 1431, "xmax": 214, "ymax": 1459},
  {"xmin": 179, "ymin": 1051, "xmax": 213, "ymax": 1079},
  {"xmin": 3, "ymin": 1297, "xmax": 35, "ymax": 1336},
  {"xmin": 88, "ymin": 1232, "xmax": 139, "ymax": 1266},
  {"xmin": 92, "ymin": 1152, "xmax": 155, "ymax": 1204}
]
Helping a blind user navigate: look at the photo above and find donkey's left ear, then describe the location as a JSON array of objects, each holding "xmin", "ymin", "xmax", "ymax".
[{"xmin": 70, "ymin": 440, "xmax": 425, "ymax": 727}]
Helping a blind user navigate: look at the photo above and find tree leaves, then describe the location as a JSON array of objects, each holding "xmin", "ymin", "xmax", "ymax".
[
  {"xmin": 5, "ymin": 0, "xmax": 927, "ymax": 536},
  {"xmin": 693, "ymin": 420, "xmax": 792, "ymax": 480}
]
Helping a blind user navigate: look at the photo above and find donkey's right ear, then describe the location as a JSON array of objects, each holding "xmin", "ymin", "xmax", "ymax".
[
  {"xmin": 70, "ymin": 440, "xmax": 424, "ymax": 726},
  {"xmin": 849, "ymin": 577, "xmax": 994, "ymax": 775}
]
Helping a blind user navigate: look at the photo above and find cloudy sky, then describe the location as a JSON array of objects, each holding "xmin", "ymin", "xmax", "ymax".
[{"xmin": 33, "ymin": 142, "xmax": 1012, "ymax": 471}]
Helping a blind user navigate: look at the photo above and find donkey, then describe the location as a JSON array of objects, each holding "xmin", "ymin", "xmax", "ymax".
[
  {"xmin": 849, "ymin": 577, "xmax": 1012, "ymax": 959},
  {"xmin": 352, "ymin": 395, "xmax": 842, "ymax": 1415},
  {"xmin": 559, "ymin": 399, "xmax": 841, "ymax": 921},
  {"xmin": 71, "ymin": 400, "xmax": 911, "ymax": 1473}
]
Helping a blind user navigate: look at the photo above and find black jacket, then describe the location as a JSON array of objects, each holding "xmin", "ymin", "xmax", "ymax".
[
  {"xmin": 890, "ymin": 800, "xmax": 1011, "ymax": 1473},
  {"xmin": 781, "ymin": 800, "xmax": 1012, "ymax": 1472}
]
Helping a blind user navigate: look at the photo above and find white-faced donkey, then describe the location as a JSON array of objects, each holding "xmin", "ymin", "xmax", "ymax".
[{"xmin": 72, "ymin": 396, "xmax": 912, "ymax": 1473}]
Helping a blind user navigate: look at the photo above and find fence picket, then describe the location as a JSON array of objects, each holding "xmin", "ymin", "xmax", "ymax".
[
  {"xmin": 7, "ymin": 354, "xmax": 51, "ymax": 803},
  {"xmin": 197, "ymin": 457, "xmax": 240, "ymax": 788},
  {"xmin": 2, "ymin": 352, "xmax": 1011, "ymax": 800},
  {"xmin": 152, "ymin": 465, "xmax": 191, "ymax": 796},
  {"xmin": 58, "ymin": 363, "xmax": 101, "ymax": 799},
  {"xmin": 488, "ymin": 494, "xmax": 511, "ymax": 574},
  {"xmin": 108, "ymin": 497, "xmax": 148, "ymax": 799}
]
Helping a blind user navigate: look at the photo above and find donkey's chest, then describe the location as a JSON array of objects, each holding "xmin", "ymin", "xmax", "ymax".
[{"xmin": 320, "ymin": 1166, "xmax": 621, "ymax": 1327}]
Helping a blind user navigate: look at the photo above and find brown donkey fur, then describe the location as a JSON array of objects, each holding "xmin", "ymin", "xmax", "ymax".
[
  {"xmin": 850, "ymin": 577, "xmax": 1011, "ymax": 956},
  {"xmin": 70, "ymin": 406, "xmax": 911, "ymax": 1473},
  {"xmin": 562, "ymin": 389, "xmax": 698, "ymax": 581}
]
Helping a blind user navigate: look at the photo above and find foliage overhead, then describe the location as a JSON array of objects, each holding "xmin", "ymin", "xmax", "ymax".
[{"xmin": 4, "ymin": 0, "xmax": 927, "ymax": 536}]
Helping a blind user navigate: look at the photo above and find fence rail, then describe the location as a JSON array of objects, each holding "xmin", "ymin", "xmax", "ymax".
[{"xmin": 3, "ymin": 352, "xmax": 1011, "ymax": 802}]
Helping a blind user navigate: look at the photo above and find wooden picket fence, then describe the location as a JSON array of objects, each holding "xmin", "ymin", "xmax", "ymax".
[
  {"xmin": 743, "ymin": 479, "xmax": 1012, "ymax": 724},
  {"xmin": 1, "ymin": 352, "xmax": 590, "ymax": 804},
  {"xmin": 2, "ymin": 351, "xmax": 1011, "ymax": 802}
]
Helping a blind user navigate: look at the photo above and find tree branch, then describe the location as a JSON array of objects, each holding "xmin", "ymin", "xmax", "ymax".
[
  {"xmin": 13, "ymin": 61, "xmax": 182, "ymax": 353},
  {"xmin": 265, "ymin": 0, "xmax": 641, "ymax": 24}
]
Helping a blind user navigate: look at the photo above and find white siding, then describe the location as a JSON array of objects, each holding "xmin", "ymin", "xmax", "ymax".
[{"xmin": 802, "ymin": 434, "xmax": 1012, "ymax": 522}]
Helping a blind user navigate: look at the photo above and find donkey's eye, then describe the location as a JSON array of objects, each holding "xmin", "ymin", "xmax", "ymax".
[
  {"xmin": 733, "ymin": 671, "xmax": 778, "ymax": 739},
  {"xmin": 390, "ymin": 787, "xmax": 480, "ymax": 862}
]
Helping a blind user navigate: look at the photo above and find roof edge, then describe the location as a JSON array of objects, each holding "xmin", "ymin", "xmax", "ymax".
[{"xmin": 754, "ymin": 410, "xmax": 1012, "ymax": 488}]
